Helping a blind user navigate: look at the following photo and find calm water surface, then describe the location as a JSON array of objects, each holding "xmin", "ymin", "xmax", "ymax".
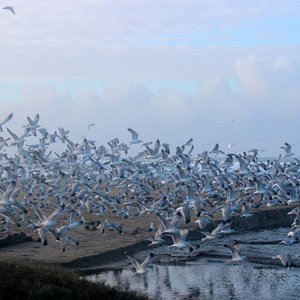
[{"xmin": 87, "ymin": 259, "xmax": 300, "ymax": 300}]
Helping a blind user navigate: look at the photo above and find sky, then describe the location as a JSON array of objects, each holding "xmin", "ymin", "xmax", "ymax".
[{"xmin": 1, "ymin": 0, "xmax": 300, "ymax": 156}]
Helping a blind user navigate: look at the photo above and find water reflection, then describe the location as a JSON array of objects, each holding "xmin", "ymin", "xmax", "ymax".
[{"xmin": 87, "ymin": 260, "xmax": 300, "ymax": 300}]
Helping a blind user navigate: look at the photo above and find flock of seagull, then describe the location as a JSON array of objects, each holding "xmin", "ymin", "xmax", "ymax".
[{"xmin": 0, "ymin": 113, "xmax": 299, "ymax": 272}]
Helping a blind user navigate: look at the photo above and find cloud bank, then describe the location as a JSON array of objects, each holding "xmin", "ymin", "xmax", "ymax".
[{"xmin": 0, "ymin": 48, "xmax": 299, "ymax": 156}]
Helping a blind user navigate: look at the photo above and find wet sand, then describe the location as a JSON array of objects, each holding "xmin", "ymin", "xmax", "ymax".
[{"xmin": 0, "ymin": 204, "xmax": 297, "ymax": 273}]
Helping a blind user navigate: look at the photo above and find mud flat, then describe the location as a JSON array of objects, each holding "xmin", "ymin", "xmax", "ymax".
[{"xmin": 0, "ymin": 204, "xmax": 298, "ymax": 272}]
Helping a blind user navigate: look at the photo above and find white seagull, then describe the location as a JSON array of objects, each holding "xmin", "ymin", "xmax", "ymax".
[
  {"xmin": 126, "ymin": 252, "xmax": 154, "ymax": 274},
  {"xmin": 147, "ymin": 223, "xmax": 165, "ymax": 246},
  {"xmin": 88, "ymin": 123, "xmax": 95, "ymax": 131},
  {"xmin": 3, "ymin": 6, "xmax": 15, "ymax": 14},
  {"xmin": 224, "ymin": 241, "xmax": 246, "ymax": 261},
  {"xmin": 128, "ymin": 128, "xmax": 142, "ymax": 144},
  {"xmin": 281, "ymin": 142, "xmax": 295, "ymax": 157},
  {"xmin": 162, "ymin": 228, "xmax": 191, "ymax": 249},
  {"xmin": 272, "ymin": 253, "xmax": 295, "ymax": 268}
]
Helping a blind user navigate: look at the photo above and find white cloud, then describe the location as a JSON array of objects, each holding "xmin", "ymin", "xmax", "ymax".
[
  {"xmin": 235, "ymin": 54, "xmax": 269, "ymax": 98},
  {"xmin": 2, "ymin": 48, "xmax": 299, "ymax": 157}
]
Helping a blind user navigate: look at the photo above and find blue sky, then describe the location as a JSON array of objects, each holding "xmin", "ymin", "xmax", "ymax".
[{"xmin": 0, "ymin": 1, "xmax": 300, "ymax": 156}]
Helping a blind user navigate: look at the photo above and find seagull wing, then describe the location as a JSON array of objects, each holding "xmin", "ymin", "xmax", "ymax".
[
  {"xmin": 47, "ymin": 205, "xmax": 65, "ymax": 222},
  {"xmin": 141, "ymin": 253, "xmax": 153, "ymax": 269},
  {"xmin": 88, "ymin": 123, "xmax": 95, "ymax": 130},
  {"xmin": 128, "ymin": 128, "xmax": 139, "ymax": 140},
  {"xmin": 34, "ymin": 113, "xmax": 40, "ymax": 124},
  {"xmin": 285, "ymin": 143, "xmax": 292, "ymax": 154},
  {"xmin": 3, "ymin": 7, "xmax": 15, "ymax": 14},
  {"xmin": 155, "ymin": 213, "xmax": 168, "ymax": 231},
  {"xmin": 170, "ymin": 211, "xmax": 181, "ymax": 227},
  {"xmin": 211, "ymin": 143, "xmax": 219, "ymax": 152},
  {"xmin": 0, "ymin": 113, "xmax": 13, "ymax": 127},
  {"xmin": 154, "ymin": 223, "xmax": 164, "ymax": 239},
  {"xmin": 27, "ymin": 116, "xmax": 35, "ymax": 126},
  {"xmin": 32, "ymin": 205, "xmax": 47, "ymax": 222},
  {"xmin": 127, "ymin": 254, "xmax": 142, "ymax": 272},
  {"xmin": 7, "ymin": 128, "xmax": 19, "ymax": 141},
  {"xmin": 225, "ymin": 243, "xmax": 242, "ymax": 259}
]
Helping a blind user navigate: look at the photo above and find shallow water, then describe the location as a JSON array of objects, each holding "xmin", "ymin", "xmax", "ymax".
[{"xmin": 87, "ymin": 259, "xmax": 300, "ymax": 300}]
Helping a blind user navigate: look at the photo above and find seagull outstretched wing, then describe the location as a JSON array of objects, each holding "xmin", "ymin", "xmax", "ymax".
[{"xmin": 3, "ymin": 6, "xmax": 15, "ymax": 14}]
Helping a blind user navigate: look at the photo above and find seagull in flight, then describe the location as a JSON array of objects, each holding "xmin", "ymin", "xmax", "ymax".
[
  {"xmin": 88, "ymin": 123, "xmax": 95, "ymax": 131},
  {"xmin": 128, "ymin": 128, "xmax": 142, "ymax": 144},
  {"xmin": 224, "ymin": 241, "xmax": 245, "ymax": 261},
  {"xmin": 3, "ymin": 6, "xmax": 15, "ymax": 14},
  {"xmin": 126, "ymin": 252, "xmax": 154, "ymax": 274},
  {"xmin": 281, "ymin": 142, "xmax": 294, "ymax": 157},
  {"xmin": 272, "ymin": 253, "xmax": 295, "ymax": 268}
]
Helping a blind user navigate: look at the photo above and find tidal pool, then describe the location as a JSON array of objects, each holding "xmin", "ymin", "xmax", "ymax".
[{"xmin": 86, "ymin": 259, "xmax": 300, "ymax": 300}]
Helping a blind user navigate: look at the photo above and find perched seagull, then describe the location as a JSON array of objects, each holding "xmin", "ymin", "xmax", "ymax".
[
  {"xmin": 126, "ymin": 252, "xmax": 154, "ymax": 274},
  {"xmin": 224, "ymin": 241, "xmax": 245, "ymax": 261},
  {"xmin": 3, "ymin": 6, "xmax": 15, "ymax": 14},
  {"xmin": 0, "ymin": 113, "xmax": 13, "ymax": 132}
]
